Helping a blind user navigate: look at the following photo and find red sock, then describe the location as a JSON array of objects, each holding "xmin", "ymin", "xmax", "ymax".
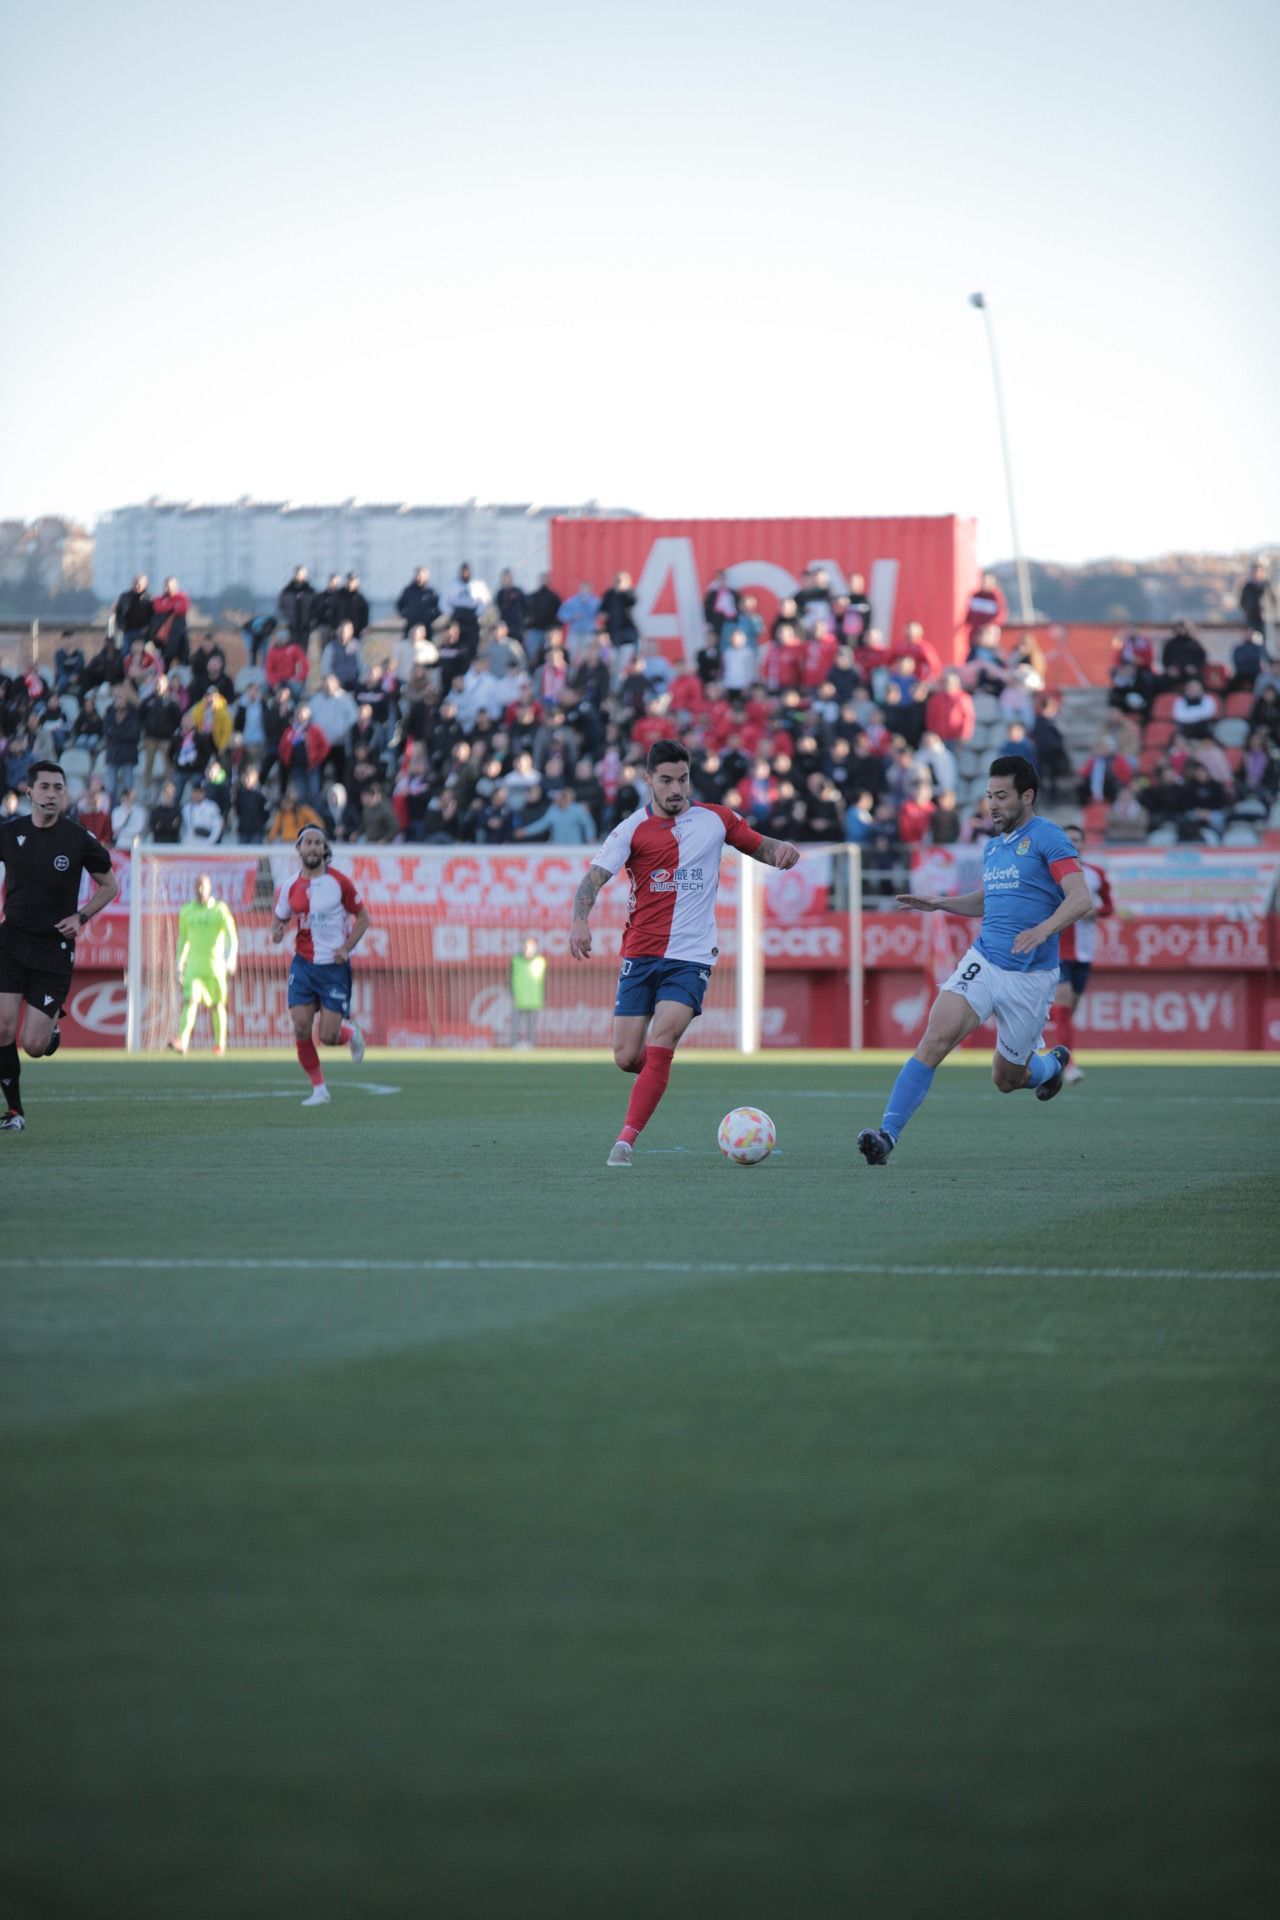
[
  {"xmin": 619, "ymin": 1045, "xmax": 673, "ymax": 1143},
  {"xmin": 296, "ymin": 1037, "xmax": 324, "ymax": 1086},
  {"xmin": 338, "ymin": 1022, "xmax": 354, "ymax": 1044}
]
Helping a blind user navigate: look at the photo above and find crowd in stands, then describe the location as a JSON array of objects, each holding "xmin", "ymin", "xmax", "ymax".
[
  {"xmin": 2, "ymin": 557, "xmax": 1276, "ymax": 869},
  {"xmin": 1101, "ymin": 590, "xmax": 1280, "ymax": 843}
]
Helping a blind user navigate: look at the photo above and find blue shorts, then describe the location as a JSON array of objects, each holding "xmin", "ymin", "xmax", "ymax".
[
  {"xmin": 1062, "ymin": 960, "xmax": 1092, "ymax": 997},
  {"xmin": 614, "ymin": 955, "xmax": 712, "ymax": 1019},
  {"xmin": 288, "ymin": 956, "xmax": 352, "ymax": 1014}
]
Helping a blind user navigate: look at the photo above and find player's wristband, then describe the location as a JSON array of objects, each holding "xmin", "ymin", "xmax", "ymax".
[{"xmin": 77, "ymin": 910, "xmax": 89, "ymax": 927}]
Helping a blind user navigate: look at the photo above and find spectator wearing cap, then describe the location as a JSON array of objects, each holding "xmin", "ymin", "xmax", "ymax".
[
  {"xmin": 112, "ymin": 784, "xmax": 148, "ymax": 846},
  {"xmin": 181, "ymin": 780, "xmax": 224, "ymax": 844}
]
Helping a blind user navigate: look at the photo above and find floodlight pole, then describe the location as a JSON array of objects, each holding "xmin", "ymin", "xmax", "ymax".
[{"xmin": 968, "ymin": 292, "xmax": 1034, "ymax": 626}]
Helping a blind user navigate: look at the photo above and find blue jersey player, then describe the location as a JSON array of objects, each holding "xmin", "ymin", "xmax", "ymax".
[{"xmin": 858, "ymin": 756, "xmax": 1092, "ymax": 1166}]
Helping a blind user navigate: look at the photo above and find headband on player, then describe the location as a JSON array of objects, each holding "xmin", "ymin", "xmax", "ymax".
[{"xmin": 296, "ymin": 827, "xmax": 332, "ymax": 860}]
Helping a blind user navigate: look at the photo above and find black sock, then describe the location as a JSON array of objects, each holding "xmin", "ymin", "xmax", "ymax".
[{"xmin": 0, "ymin": 1041, "xmax": 21, "ymax": 1116}]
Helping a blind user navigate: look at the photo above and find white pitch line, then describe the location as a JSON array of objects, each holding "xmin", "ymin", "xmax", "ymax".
[
  {"xmin": 16, "ymin": 1083, "xmax": 402, "ymax": 1104},
  {"xmin": 0, "ymin": 1256, "xmax": 1275, "ymax": 1283},
  {"xmin": 778, "ymin": 1090, "xmax": 1280, "ymax": 1106}
]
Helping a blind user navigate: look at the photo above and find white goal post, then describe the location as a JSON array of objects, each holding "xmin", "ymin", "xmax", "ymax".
[{"xmin": 125, "ymin": 842, "xmax": 862, "ymax": 1053}]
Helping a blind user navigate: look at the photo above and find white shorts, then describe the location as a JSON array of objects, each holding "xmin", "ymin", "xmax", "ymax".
[{"xmin": 939, "ymin": 945, "xmax": 1058, "ymax": 1065}]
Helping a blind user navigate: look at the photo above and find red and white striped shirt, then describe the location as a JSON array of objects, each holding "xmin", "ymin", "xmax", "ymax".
[
  {"xmin": 273, "ymin": 867, "xmax": 364, "ymax": 964},
  {"xmin": 1059, "ymin": 859, "xmax": 1113, "ymax": 963},
  {"xmin": 595, "ymin": 802, "xmax": 762, "ymax": 964}
]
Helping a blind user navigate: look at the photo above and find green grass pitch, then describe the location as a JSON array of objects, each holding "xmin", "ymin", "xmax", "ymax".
[{"xmin": 2, "ymin": 1055, "xmax": 1278, "ymax": 1918}]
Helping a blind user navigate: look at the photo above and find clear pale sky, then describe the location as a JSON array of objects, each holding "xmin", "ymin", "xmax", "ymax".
[{"xmin": 2, "ymin": 0, "xmax": 1276, "ymax": 563}]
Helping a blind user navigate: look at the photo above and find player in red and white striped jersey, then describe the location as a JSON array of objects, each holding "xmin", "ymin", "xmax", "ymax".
[
  {"xmin": 270, "ymin": 828, "xmax": 371, "ymax": 1105},
  {"xmin": 1048, "ymin": 823, "xmax": 1115, "ymax": 1083},
  {"xmin": 569, "ymin": 738, "xmax": 800, "ymax": 1166}
]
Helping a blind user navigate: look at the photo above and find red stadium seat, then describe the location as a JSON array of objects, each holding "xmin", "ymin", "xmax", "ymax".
[
  {"xmin": 1139, "ymin": 747, "xmax": 1164, "ymax": 774},
  {"xmin": 1225, "ymin": 692, "xmax": 1255, "ymax": 719},
  {"xmin": 1082, "ymin": 801, "xmax": 1109, "ymax": 837},
  {"xmin": 1142, "ymin": 719, "xmax": 1175, "ymax": 750},
  {"xmin": 1202, "ymin": 662, "xmax": 1228, "ymax": 692}
]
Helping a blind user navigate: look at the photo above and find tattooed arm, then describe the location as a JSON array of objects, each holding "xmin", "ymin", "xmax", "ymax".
[
  {"xmin": 751, "ymin": 835, "xmax": 801, "ymax": 871},
  {"xmin": 569, "ymin": 864, "xmax": 611, "ymax": 959}
]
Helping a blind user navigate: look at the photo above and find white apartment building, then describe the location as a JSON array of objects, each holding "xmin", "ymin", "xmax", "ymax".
[{"xmin": 93, "ymin": 498, "xmax": 636, "ymax": 606}]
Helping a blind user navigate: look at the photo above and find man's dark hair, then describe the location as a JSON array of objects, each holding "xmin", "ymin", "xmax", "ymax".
[
  {"xmin": 27, "ymin": 760, "xmax": 66, "ymax": 785},
  {"xmin": 988, "ymin": 754, "xmax": 1038, "ymax": 798},
  {"xmin": 646, "ymin": 738, "xmax": 691, "ymax": 773}
]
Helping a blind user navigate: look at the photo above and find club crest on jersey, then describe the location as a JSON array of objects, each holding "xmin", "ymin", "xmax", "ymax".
[
  {"xmin": 53, "ymin": 854, "xmax": 70, "ymax": 871},
  {"xmin": 16, "ymin": 835, "xmax": 25, "ymax": 846},
  {"xmin": 1017, "ymin": 837, "xmax": 1031, "ymax": 855}
]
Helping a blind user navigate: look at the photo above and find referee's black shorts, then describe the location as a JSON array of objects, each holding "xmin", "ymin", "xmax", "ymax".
[{"xmin": 0, "ymin": 925, "xmax": 76, "ymax": 1016}]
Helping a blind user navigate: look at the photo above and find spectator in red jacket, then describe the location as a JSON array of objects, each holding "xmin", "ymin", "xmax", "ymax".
[
  {"xmin": 149, "ymin": 577, "xmax": 191, "ymax": 666},
  {"xmin": 265, "ymin": 629, "xmax": 310, "ymax": 694},
  {"xmin": 896, "ymin": 779, "xmax": 936, "ymax": 845},
  {"xmin": 888, "ymin": 621, "xmax": 942, "ymax": 682},
  {"xmin": 277, "ymin": 704, "xmax": 329, "ymax": 804},
  {"xmin": 963, "ymin": 571, "xmax": 1008, "ymax": 644},
  {"xmin": 924, "ymin": 669, "xmax": 975, "ymax": 743}
]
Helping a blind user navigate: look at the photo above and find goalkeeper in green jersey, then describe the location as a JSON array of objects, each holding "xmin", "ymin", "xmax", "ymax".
[{"xmin": 169, "ymin": 873, "xmax": 239, "ymax": 1056}]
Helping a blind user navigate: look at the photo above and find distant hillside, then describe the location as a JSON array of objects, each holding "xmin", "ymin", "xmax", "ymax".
[{"xmin": 990, "ymin": 548, "xmax": 1276, "ymax": 625}]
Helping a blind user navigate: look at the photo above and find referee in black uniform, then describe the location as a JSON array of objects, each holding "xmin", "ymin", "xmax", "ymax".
[{"xmin": 0, "ymin": 760, "xmax": 119, "ymax": 1132}]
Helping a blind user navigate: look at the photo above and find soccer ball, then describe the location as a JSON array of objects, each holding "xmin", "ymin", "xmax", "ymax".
[{"xmin": 717, "ymin": 1106, "xmax": 776, "ymax": 1166}]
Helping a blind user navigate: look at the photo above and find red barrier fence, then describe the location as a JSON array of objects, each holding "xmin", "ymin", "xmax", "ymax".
[{"xmin": 34, "ymin": 844, "xmax": 1280, "ymax": 1053}]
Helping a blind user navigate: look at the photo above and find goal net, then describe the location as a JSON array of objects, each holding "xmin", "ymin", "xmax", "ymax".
[{"xmin": 125, "ymin": 843, "xmax": 861, "ymax": 1052}]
